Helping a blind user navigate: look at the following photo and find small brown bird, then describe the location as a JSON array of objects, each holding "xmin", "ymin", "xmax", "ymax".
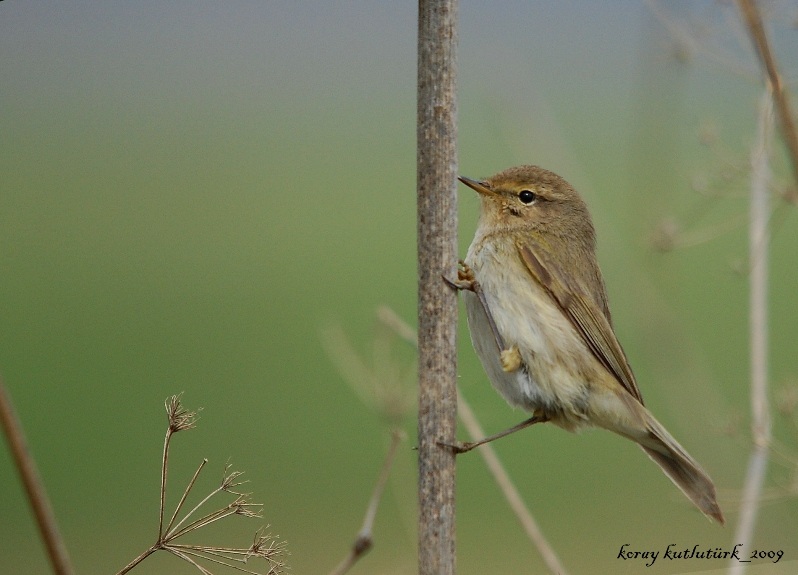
[{"xmin": 450, "ymin": 165, "xmax": 723, "ymax": 524}]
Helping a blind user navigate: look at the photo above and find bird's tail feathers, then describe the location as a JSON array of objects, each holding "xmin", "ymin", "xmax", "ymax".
[{"xmin": 638, "ymin": 411, "xmax": 725, "ymax": 525}]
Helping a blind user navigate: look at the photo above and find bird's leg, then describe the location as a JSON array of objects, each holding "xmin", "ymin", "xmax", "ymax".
[{"xmin": 439, "ymin": 414, "xmax": 549, "ymax": 454}]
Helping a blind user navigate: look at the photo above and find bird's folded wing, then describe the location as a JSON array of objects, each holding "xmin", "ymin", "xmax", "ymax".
[{"xmin": 516, "ymin": 241, "xmax": 643, "ymax": 404}]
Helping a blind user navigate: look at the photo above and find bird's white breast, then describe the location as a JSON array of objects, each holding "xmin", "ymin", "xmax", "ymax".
[{"xmin": 464, "ymin": 235, "xmax": 593, "ymax": 421}]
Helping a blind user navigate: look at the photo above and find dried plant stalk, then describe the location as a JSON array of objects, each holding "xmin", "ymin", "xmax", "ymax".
[
  {"xmin": 417, "ymin": 0, "xmax": 459, "ymax": 574},
  {"xmin": 0, "ymin": 377, "xmax": 74, "ymax": 575},
  {"xmin": 737, "ymin": 0, "xmax": 798, "ymax": 187},
  {"xmin": 729, "ymin": 86, "xmax": 773, "ymax": 575},
  {"xmin": 116, "ymin": 395, "xmax": 286, "ymax": 575}
]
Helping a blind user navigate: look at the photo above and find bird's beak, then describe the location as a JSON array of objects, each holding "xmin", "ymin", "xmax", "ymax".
[{"xmin": 458, "ymin": 176, "xmax": 496, "ymax": 197}]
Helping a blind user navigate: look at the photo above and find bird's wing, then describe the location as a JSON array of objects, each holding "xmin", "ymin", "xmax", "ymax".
[{"xmin": 516, "ymin": 240, "xmax": 643, "ymax": 404}]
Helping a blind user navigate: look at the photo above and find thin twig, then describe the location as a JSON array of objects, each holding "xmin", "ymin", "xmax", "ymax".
[
  {"xmin": 0, "ymin": 376, "xmax": 74, "ymax": 575},
  {"xmin": 166, "ymin": 547, "xmax": 215, "ymax": 575},
  {"xmin": 159, "ymin": 427, "xmax": 173, "ymax": 538},
  {"xmin": 168, "ymin": 546, "xmax": 261, "ymax": 575},
  {"xmin": 168, "ymin": 496, "xmax": 261, "ymax": 540},
  {"xmin": 378, "ymin": 307, "xmax": 567, "ymax": 575},
  {"xmin": 165, "ymin": 458, "xmax": 209, "ymax": 537},
  {"xmin": 160, "ymin": 392, "xmax": 199, "ymax": 538},
  {"xmin": 116, "ymin": 544, "xmax": 159, "ymax": 575},
  {"xmin": 328, "ymin": 429, "xmax": 406, "ymax": 575},
  {"xmin": 729, "ymin": 86, "xmax": 773, "ymax": 575},
  {"xmin": 737, "ymin": 0, "xmax": 798, "ymax": 188}
]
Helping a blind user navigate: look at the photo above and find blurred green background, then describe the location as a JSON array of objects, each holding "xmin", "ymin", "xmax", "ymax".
[{"xmin": 2, "ymin": 1, "xmax": 798, "ymax": 573}]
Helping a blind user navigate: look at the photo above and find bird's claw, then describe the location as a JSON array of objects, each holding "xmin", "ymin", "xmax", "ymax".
[
  {"xmin": 443, "ymin": 260, "xmax": 477, "ymax": 291},
  {"xmin": 437, "ymin": 438, "xmax": 478, "ymax": 454},
  {"xmin": 500, "ymin": 345, "xmax": 523, "ymax": 372}
]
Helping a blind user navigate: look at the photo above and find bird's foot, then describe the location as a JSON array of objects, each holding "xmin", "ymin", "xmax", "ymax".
[
  {"xmin": 437, "ymin": 438, "xmax": 478, "ymax": 454},
  {"xmin": 443, "ymin": 260, "xmax": 476, "ymax": 291},
  {"xmin": 500, "ymin": 345, "xmax": 523, "ymax": 372}
]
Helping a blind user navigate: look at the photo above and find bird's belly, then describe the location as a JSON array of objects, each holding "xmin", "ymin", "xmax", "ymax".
[{"xmin": 463, "ymin": 250, "xmax": 596, "ymax": 426}]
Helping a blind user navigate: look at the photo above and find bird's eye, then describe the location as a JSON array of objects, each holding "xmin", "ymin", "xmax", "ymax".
[{"xmin": 518, "ymin": 190, "xmax": 536, "ymax": 204}]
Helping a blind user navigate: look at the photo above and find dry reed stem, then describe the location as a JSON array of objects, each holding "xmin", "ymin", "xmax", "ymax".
[
  {"xmin": 417, "ymin": 1, "xmax": 459, "ymax": 573},
  {"xmin": 737, "ymin": 0, "xmax": 798, "ymax": 189},
  {"xmin": 0, "ymin": 376, "xmax": 74, "ymax": 575},
  {"xmin": 160, "ymin": 393, "xmax": 199, "ymax": 538},
  {"xmin": 728, "ymin": 87, "xmax": 773, "ymax": 575}
]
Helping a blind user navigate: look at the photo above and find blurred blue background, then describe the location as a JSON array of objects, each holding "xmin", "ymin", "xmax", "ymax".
[{"xmin": 1, "ymin": 1, "xmax": 797, "ymax": 573}]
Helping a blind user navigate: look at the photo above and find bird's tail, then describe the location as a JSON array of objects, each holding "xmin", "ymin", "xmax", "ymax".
[{"xmin": 636, "ymin": 409, "xmax": 725, "ymax": 525}]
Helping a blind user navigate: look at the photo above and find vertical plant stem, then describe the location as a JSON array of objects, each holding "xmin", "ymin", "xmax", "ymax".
[
  {"xmin": 417, "ymin": 1, "xmax": 459, "ymax": 574},
  {"xmin": 729, "ymin": 87, "xmax": 773, "ymax": 575},
  {"xmin": 0, "ymin": 377, "xmax": 74, "ymax": 575},
  {"xmin": 159, "ymin": 428, "xmax": 174, "ymax": 539}
]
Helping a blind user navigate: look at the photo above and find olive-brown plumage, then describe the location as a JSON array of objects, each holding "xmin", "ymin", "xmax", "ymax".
[{"xmin": 458, "ymin": 165, "xmax": 723, "ymax": 524}]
